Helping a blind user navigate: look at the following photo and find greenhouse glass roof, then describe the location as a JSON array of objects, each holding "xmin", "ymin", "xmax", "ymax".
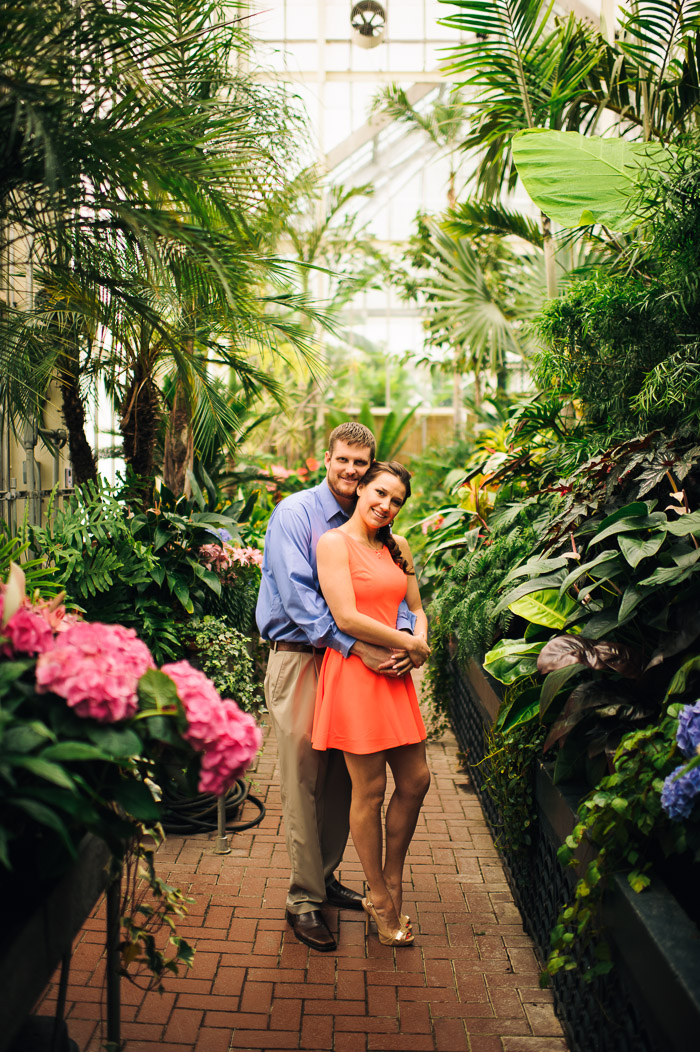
[{"xmin": 249, "ymin": 0, "xmax": 608, "ymax": 398}]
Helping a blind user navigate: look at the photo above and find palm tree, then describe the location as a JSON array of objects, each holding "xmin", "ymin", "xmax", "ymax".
[
  {"xmin": 418, "ymin": 220, "xmax": 546, "ymax": 411},
  {"xmin": 439, "ymin": 0, "xmax": 603, "ymax": 296},
  {"xmin": 246, "ymin": 170, "xmax": 391, "ymax": 463},
  {"xmin": 0, "ymin": 0, "xmax": 324, "ymax": 491},
  {"xmin": 583, "ymin": 0, "xmax": 700, "ymax": 143}
]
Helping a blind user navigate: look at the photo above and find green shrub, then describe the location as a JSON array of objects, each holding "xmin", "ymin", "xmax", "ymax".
[
  {"xmin": 533, "ymin": 143, "xmax": 700, "ymax": 440},
  {"xmin": 31, "ymin": 477, "xmax": 250, "ymax": 663},
  {"xmin": 177, "ymin": 616, "xmax": 261, "ymax": 713}
]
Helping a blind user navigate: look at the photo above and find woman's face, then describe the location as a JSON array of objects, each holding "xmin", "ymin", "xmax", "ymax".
[{"xmin": 355, "ymin": 471, "xmax": 407, "ymax": 529}]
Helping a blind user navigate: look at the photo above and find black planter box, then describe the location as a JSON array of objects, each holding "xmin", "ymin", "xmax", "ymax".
[
  {"xmin": 449, "ymin": 659, "xmax": 700, "ymax": 1052},
  {"xmin": 0, "ymin": 835, "xmax": 111, "ymax": 1052}
]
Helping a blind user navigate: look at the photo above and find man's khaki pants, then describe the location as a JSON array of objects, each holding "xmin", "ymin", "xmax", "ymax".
[{"xmin": 264, "ymin": 648, "xmax": 352, "ymax": 915}]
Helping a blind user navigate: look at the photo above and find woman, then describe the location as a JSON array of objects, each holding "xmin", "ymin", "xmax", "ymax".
[{"xmin": 312, "ymin": 461, "xmax": 431, "ymax": 947}]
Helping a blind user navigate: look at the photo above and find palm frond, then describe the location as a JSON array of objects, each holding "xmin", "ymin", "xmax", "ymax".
[
  {"xmin": 442, "ymin": 200, "xmax": 544, "ymax": 245},
  {"xmin": 439, "ymin": 0, "xmax": 603, "ymax": 193},
  {"xmin": 616, "ymin": 0, "xmax": 700, "ymax": 139}
]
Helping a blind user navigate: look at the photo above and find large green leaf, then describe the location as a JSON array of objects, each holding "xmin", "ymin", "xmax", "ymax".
[
  {"xmin": 509, "ymin": 589, "xmax": 579, "ymax": 629},
  {"xmin": 540, "ymin": 663, "xmax": 581, "ymax": 719},
  {"xmin": 85, "ymin": 725, "xmax": 142, "ymax": 758},
  {"xmin": 191, "ymin": 561, "xmax": 222, "ymax": 595},
  {"xmin": 42, "ymin": 742, "xmax": 110, "ymax": 762},
  {"xmin": 138, "ymin": 668, "xmax": 183, "ymax": 716},
  {"xmin": 512, "ymin": 129, "xmax": 672, "ymax": 230},
  {"xmin": 3, "ymin": 722, "xmax": 54, "ymax": 753},
  {"xmin": 637, "ymin": 562, "xmax": 700, "ymax": 588},
  {"xmin": 559, "ymin": 549, "xmax": 619, "ymax": 592},
  {"xmin": 11, "ymin": 798, "xmax": 76, "ymax": 853},
  {"xmin": 666, "ymin": 654, "xmax": 700, "ymax": 699},
  {"xmin": 493, "ymin": 572, "xmax": 567, "ymax": 617},
  {"xmin": 498, "ymin": 686, "xmax": 542, "ymax": 733},
  {"xmin": 173, "ymin": 579, "xmax": 194, "ymax": 613},
  {"xmin": 9, "ymin": 756, "xmax": 77, "ymax": 790},
  {"xmin": 596, "ymin": 502, "xmax": 652, "ymax": 532},
  {"xmin": 502, "ymin": 554, "xmax": 569, "ymax": 588},
  {"xmin": 483, "ymin": 638, "xmax": 545, "ymax": 685},
  {"xmin": 618, "ymin": 531, "xmax": 665, "ymax": 567},
  {"xmin": 664, "ymin": 509, "xmax": 700, "ymax": 536},
  {"xmin": 618, "ymin": 584, "xmax": 648, "ymax": 622},
  {"xmin": 593, "ymin": 512, "xmax": 666, "ymax": 546},
  {"xmin": 112, "ymin": 779, "xmax": 161, "ymax": 821}
]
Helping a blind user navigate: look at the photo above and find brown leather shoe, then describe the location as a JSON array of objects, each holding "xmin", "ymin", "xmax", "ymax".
[{"xmin": 285, "ymin": 909, "xmax": 337, "ymax": 952}]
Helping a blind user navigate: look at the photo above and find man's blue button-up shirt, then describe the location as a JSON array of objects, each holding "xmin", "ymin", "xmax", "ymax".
[{"xmin": 255, "ymin": 479, "xmax": 415, "ymax": 657}]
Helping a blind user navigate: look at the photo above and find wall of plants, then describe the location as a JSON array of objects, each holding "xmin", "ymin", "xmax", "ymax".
[{"xmin": 416, "ymin": 0, "xmax": 700, "ymax": 982}]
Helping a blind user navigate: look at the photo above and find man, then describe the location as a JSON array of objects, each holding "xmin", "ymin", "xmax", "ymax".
[{"xmin": 256, "ymin": 422, "xmax": 416, "ymax": 952}]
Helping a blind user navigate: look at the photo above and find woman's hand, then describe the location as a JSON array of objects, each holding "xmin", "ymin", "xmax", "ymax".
[{"xmin": 406, "ymin": 633, "xmax": 430, "ymax": 666}]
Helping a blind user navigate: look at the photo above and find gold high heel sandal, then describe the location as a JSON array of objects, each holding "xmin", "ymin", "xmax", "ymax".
[
  {"xmin": 364, "ymin": 884, "xmax": 411, "ymax": 929},
  {"xmin": 362, "ymin": 897, "xmax": 414, "ymax": 946}
]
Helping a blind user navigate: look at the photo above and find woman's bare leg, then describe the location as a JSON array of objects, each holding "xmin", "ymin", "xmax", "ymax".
[
  {"xmin": 343, "ymin": 750, "xmax": 401, "ymax": 929},
  {"xmin": 383, "ymin": 743, "xmax": 430, "ymax": 918}
]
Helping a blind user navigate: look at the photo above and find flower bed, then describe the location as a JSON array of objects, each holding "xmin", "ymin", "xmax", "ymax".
[
  {"xmin": 449, "ymin": 659, "xmax": 700, "ymax": 1052},
  {"xmin": 0, "ymin": 558, "xmax": 263, "ymax": 1031}
]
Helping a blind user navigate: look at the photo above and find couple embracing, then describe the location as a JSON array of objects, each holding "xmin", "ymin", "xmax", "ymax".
[{"xmin": 256, "ymin": 422, "xmax": 430, "ymax": 952}]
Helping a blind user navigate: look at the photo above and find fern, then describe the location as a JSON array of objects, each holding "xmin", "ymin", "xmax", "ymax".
[
  {"xmin": 634, "ymin": 341, "xmax": 700, "ymax": 422},
  {"xmin": 69, "ymin": 546, "xmax": 122, "ymax": 598},
  {"xmin": 427, "ymin": 504, "xmax": 543, "ymax": 718}
]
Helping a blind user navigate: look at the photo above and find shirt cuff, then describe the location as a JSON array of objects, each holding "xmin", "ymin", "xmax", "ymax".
[
  {"xmin": 397, "ymin": 609, "xmax": 417, "ymax": 633},
  {"xmin": 330, "ymin": 628, "xmax": 356, "ymax": 659}
]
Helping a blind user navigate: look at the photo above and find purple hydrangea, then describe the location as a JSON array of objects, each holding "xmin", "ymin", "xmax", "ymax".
[
  {"xmin": 661, "ymin": 763, "xmax": 700, "ymax": 821},
  {"xmin": 677, "ymin": 700, "xmax": 700, "ymax": 758}
]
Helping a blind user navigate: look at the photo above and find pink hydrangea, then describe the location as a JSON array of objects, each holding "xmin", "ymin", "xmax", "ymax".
[
  {"xmin": 35, "ymin": 621, "xmax": 154, "ymax": 723},
  {"xmin": 1, "ymin": 606, "xmax": 54, "ymax": 657},
  {"xmin": 161, "ymin": 661, "xmax": 261, "ymax": 795},
  {"xmin": 160, "ymin": 660, "xmax": 227, "ymax": 749},
  {"xmin": 197, "ymin": 702, "xmax": 262, "ymax": 796}
]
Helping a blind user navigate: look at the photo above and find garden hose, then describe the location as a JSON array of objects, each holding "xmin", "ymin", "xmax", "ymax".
[{"xmin": 161, "ymin": 778, "xmax": 265, "ymax": 835}]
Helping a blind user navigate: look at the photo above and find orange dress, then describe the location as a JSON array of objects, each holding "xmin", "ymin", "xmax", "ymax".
[{"xmin": 312, "ymin": 532, "xmax": 427, "ymax": 754}]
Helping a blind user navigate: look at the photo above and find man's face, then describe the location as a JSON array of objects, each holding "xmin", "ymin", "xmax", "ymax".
[{"xmin": 324, "ymin": 440, "xmax": 373, "ymax": 507}]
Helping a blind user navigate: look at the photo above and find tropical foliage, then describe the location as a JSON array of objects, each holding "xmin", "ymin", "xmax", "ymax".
[
  {"xmin": 419, "ymin": 0, "xmax": 700, "ymax": 986},
  {"xmin": 0, "ymin": 0, "xmax": 321, "ymax": 490},
  {"xmin": 29, "ymin": 476, "xmax": 260, "ymax": 662}
]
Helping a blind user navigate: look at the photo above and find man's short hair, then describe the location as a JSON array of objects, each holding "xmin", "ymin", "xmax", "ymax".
[{"xmin": 327, "ymin": 422, "xmax": 376, "ymax": 460}]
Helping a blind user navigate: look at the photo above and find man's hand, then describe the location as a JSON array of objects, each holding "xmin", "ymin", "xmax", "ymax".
[
  {"xmin": 383, "ymin": 649, "xmax": 415, "ymax": 676},
  {"xmin": 351, "ymin": 640, "xmax": 405, "ymax": 676}
]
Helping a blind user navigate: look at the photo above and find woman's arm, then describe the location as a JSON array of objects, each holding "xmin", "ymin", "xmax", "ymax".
[
  {"xmin": 316, "ymin": 532, "xmax": 430, "ymax": 663},
  {"xmin": 394, "ymin": 535, "xmax": 429, "ymax": 667}
]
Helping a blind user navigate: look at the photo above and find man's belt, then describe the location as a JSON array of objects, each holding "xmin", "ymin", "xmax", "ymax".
[{"xmin": 269, "ymin": 640, "xmax": 326, "ymax": 655}]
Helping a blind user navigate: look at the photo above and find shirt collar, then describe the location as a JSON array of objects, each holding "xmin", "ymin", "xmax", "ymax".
[{"xmin": 317, "ymin": 478, "xmax": 351, "ymax": 523}]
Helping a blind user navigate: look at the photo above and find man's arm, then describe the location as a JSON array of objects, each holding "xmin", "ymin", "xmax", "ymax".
[
  {"xmin": 263, "ymin": 505, "xmax": 356, "ymax": 655},
  {"xmin": 396, "ymin": 598, "xmax": 416, "ymax": 633}
]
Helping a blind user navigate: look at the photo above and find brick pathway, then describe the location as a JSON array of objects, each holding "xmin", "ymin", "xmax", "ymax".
[{"xmin": 36, "ymin": 718, "xmax": 569, "ymax": 1052}]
